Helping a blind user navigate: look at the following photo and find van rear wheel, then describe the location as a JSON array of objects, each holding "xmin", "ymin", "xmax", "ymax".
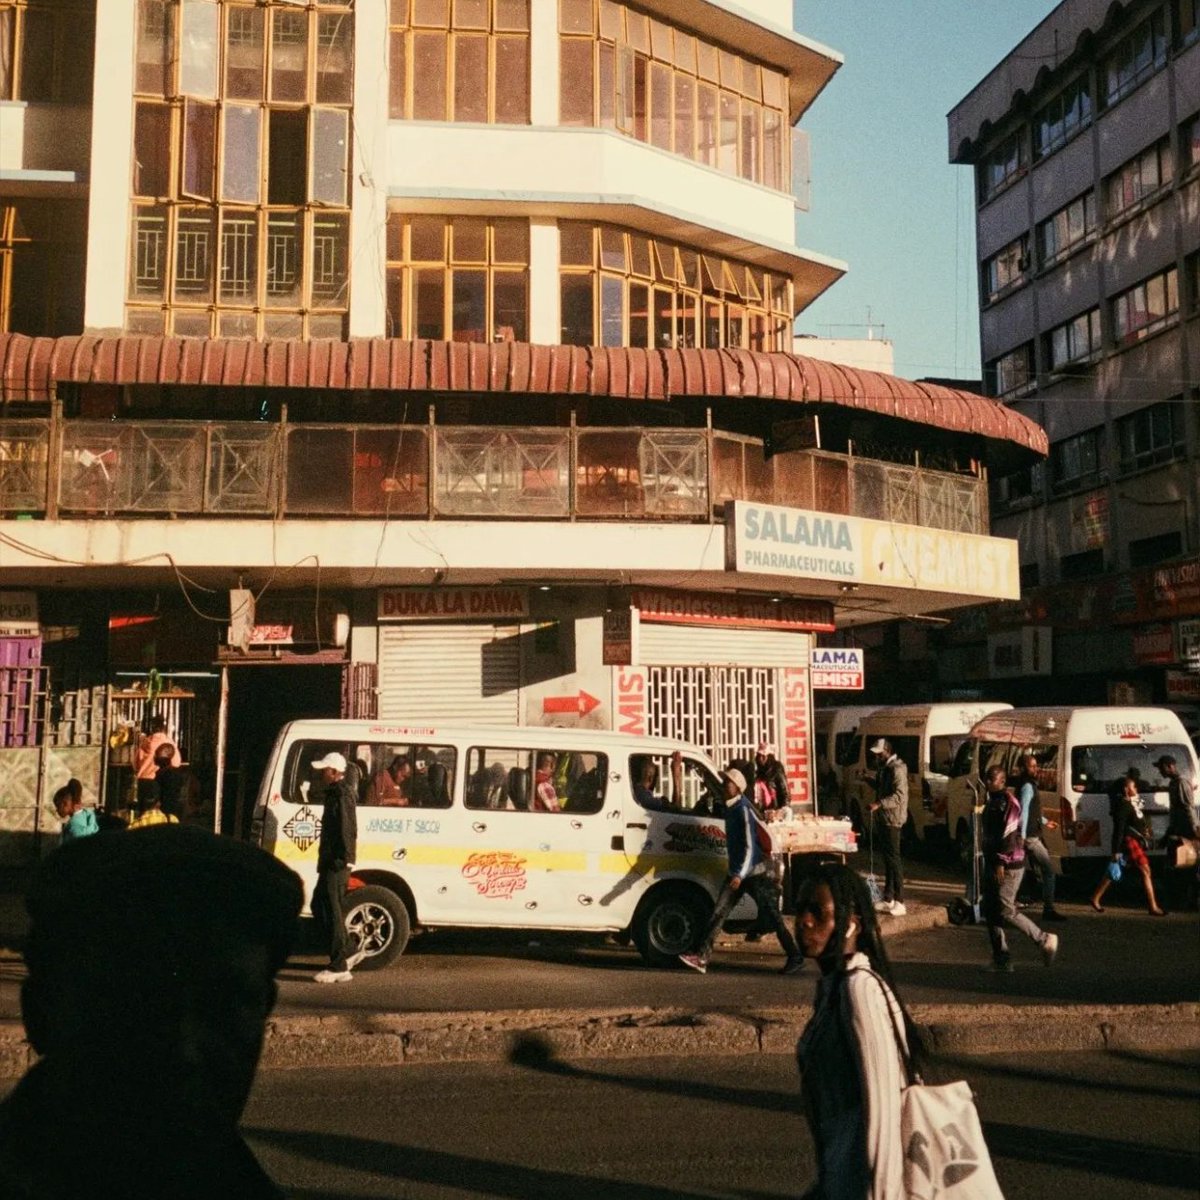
[
  {"xmin": 632, "ymin": 887, "xmax": 710, "ymax": 967},
  {"xmin": 344, "ymin": 885, "xmax": 411, "ymax": 970}
]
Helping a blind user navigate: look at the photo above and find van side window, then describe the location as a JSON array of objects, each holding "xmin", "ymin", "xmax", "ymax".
[
  {"xmin": 929, "ymin": 736, "xmax": 964, "ymax": 776},
  {"xmin": 282, "ymin": 741, "xmax": 353, "ymax": 806},
  {"xmin": 834, "ymin": 732, "xmax": 858, "ymax": 767},
  {"xmin": 630, "ymin": 754, "xmax": 721, "ymax": 813},
  {"xmin": 1020, "ymin": 744, "xmax": 1060, "ymax": 792},
  {"xmin": 949, "ymin": 740, "xmax": 975, "ymax": 779},
  {"xmin": 465, "ymin": 747, "xmax": 607, "ymax": 815},
  {"xmin": 283, "ymin": 741, "xmax": 456, "ymax": 808}
]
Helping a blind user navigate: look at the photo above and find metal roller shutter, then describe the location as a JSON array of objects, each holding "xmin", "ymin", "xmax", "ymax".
[
  {"xmin": 377, "ymin": 624, "xmax": 521, "ymax": 725},
  {"xmin": 638, "ymin": 624, "xmax": 811, "ymax": 668}
]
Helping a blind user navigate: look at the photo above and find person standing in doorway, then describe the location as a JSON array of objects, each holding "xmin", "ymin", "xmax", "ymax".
[
  {"xmin": 679, "ymin": 769, "xmax": 802, "ymax": 976},
  {"xmin": 310, "ymin": 752, "xmax": 363, "ymax": 984},
  {"xmin": 982, "ymin": 764, "xmax": 1058, "ymax": 972},
  {"xmin": 1015, "ymin": 754, "xmax": 1066, "ymax": 922},
  {"xmin": 863, "ymin": 739, "xmax": 908, "ymax": 917},
  {"xmin": 133, "ymin": 715, "xmax": 181, "ymax": 813}
]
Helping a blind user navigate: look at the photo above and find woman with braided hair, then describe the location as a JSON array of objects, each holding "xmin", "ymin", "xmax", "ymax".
[{"xmin": 795, "ymin": 862, "xmax": 922, "ymax": 1199}]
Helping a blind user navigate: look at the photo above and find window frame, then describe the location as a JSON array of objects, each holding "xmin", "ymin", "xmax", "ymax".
[
  {"xmin": 1044, "ymin": 307, "xmax": 1102, "ymax": 371},
  {"xmin": 1037, "ymin": 191, "xmax": 1097, "ymax": 268},
  {"xmin": 981, "ymin": 234, "xmax": 1030, "ymax": 303},
  {"xmin": 1104, "ymin": 136, "xmax": 1174, "ymax": 221},
  {"xmin": 1049, "ymin": 426, "xmax": 1106, "ymax": 494},
  {"xmin": 464, "ymin": 745, "xmax": 609, "ymax": 815},
  {"xmin": 1033, "ymin": 74, "xmax": 1092, "ymax": 160},
  {"xmin": 1101, "ymin": 9, "xmax": 1168, "ymax": 108},
  {"xmin": 1110, "ymin": 265, "xmax": 1179, "ymax": 347},
  {"xmin": 1116, "ymin": 400, "xmax": 1185, "ymax": 473}
]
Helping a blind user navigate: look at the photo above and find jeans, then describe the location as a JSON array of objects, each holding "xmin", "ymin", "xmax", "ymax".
[
  {"xmin": 872, "ymin": 816, "xmax": 904, "ymax": 903},
  {"xmin": 1023, "ymin": 836, "xmax": 1056, "ymax": 910},
  {"xmin": 984, "ymin": 865, "xmax": 1048, "ymax": 963},
  {"xmin": 314, "ymin": 865, "xmax": 353, "ymax": 971},
  {"xmin": 698, "ymin": 868, "xmax": 799, "ymax": 961}
]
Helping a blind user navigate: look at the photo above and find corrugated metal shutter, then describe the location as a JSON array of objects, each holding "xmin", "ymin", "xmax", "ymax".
[
  {"xmin": 639, "ymin": 624, "xmax": 810, "ymax": 668},
  {"xmin": 377, "ymin": 625, "xmax": 521, "ymax": 725}
]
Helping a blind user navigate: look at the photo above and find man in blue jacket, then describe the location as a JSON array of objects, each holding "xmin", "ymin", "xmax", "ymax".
[{"xmin": 679, "ymin": 768, "xmax": 802, "ymax": 975}]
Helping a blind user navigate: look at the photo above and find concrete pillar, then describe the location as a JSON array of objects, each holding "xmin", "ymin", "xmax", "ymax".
[
  {"xmin": 529, "ymin": 0, "xmax": 559, "ymax": 126},
  {"xmin": 529, "ymin": 218, "xmax": 560, "ymax": 345},
  {"xmin": 83, "ymin": 0, "xmax": 136, "ymax": 335},
  {"xmin": 349, "ymin": 0, "xmax": 390, "ymax": 338}
]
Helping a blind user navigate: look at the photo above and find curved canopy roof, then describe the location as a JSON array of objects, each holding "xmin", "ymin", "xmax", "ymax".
[{"xmin": 0, "ymin": 333, "xmax": 1047, "ymax": 464}]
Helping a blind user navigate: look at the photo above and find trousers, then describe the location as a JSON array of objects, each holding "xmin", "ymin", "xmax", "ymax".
[
  {"xmin": 1023, "ymin": 836, "xmax": 1057, "ymax": 909},
  {"xmin": 984, "ymin": 865, "xmax": 1047, "ymax": 962},
  {"xmin": 314, "ymin": 865, "xmax": 353, "ymax": 971},
  {"xmin": 699, "ymin": 868, "xmax": 798, "ymax": 961}
]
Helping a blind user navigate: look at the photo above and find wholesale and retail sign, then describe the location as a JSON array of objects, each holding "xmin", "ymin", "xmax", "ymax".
[
  {"xmin": 810, "ymin": 647, "xmax": 865, "ymax": 690},
  {"xmin": 377, "ymin": 587, "xmax": 530, "ymax": 621},
  {"xmin": 631, "ymin": 588, "xmax": 834, "ymax": 632},
  {"xmin": 726, "ymin": 502, "xmax": 1019, "ymax": 599}
]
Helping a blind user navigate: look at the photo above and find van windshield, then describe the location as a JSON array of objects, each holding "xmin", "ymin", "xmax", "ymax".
[{"xmin": 1070, "ymin": 744, "xmax": 1193, "ymax": 793}]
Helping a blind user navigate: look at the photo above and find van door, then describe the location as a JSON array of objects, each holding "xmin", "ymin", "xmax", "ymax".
[{"xmin": 612, "ymin": 750, "xmax": 728, "ymax": 920}]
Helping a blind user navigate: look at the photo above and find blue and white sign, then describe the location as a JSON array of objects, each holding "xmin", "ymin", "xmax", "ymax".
[
  {"xmin": 727, "ymin": 501, "xmax": 861, "ymax": 582},
  {"xmin": 810, "ymin": 646, "xmax": 865, "ymax": 690}
]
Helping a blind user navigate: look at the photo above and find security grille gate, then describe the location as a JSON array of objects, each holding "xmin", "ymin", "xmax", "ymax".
[{"xmin": 646, "ymin": 666, "xmax": 780, "ymax": 769}]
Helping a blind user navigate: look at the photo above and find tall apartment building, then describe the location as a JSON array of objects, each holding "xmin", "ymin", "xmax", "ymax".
[
  {"xmin": 0, "ymin": 1, "xmax": 1042, "ymax": 855},
  {"xmin": 947, "ymin": 0, "xmax": 1200, "ymax": 710}
]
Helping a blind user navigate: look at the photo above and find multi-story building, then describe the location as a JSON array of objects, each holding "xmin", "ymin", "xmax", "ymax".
[
  {"xmin": 0, "ymin": 1, "xmax": 1042, "ymax": 858},
  {"xmin": 947, "ymin": 0, "xmax": 1200, "ymax": 711}
]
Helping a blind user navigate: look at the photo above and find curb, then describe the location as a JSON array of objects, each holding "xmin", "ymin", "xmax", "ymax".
[{"xmin": 1, "ymin": 1002, "xmax": 1197, "ymax": 1078}]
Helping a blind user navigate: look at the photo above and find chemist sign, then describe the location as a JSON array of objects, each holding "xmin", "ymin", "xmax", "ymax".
[{"xmin": 810, "ymin": 646, "xmax": 864, "ymax": 690}]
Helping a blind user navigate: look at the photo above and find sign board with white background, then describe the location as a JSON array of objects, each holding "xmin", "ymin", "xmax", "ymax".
[{"xmin": 810, "ymin": 647, "xmax": 864, "ymax": 690}]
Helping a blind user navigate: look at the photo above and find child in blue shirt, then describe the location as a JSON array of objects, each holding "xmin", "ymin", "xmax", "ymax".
[{"xmin": 53, "ymin": 780, "xmax": 99, "ymax": 845}]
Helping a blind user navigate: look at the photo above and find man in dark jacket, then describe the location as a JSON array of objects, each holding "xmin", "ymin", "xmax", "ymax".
[
  {"xmin": 1156, "ymin": 754, "xmax": 1198, "ymax": 911},
  {"xmin": 754, "ymin": 741, "xmax": 790, "ymax": 810},
  {"xmin": 311, "ymin": 750, "xmax": 362, "ymax": 983},
  {"xmin": 863, "ymin": 738, "xmax": 909, "ymax": 916},
  {"xmin": 679, "ymin": 769, "xmax": 802, "ymax": 976}
]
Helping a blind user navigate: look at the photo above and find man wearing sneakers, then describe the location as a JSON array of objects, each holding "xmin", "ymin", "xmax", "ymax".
[
  {"xmin": 310, "ymin": 751, "xmax": 364, "ymax": 984},
  {"xmin": 981, "ymin": 764, "xmax": 1058, "ymax": 972},
  {"xmin": 864, "ymin": 738, "xmax": 908, "ymax": 917},
  {"xmin": 679, "ymin": 768, "xmax": 802, "ymax": 976},
  {"xmin": 1015, "ymin": 753, "xmax": 1066, "ymax": 922}
]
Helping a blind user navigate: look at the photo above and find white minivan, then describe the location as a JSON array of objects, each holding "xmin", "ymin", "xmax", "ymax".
[
  {"xmin": 843, "ymin": 702, "xmax": 1013, "ymax": 846},
  {"xmin": 813, "ymin": 706, "xmax": 881, "ymax": 816},
  {"xmin": 944, "ymin": 706, "xmax": 1200, "ymax": 875},
  {"xmin": 253, "ymin": 720, "xmax": 761, "ymax": 968}
]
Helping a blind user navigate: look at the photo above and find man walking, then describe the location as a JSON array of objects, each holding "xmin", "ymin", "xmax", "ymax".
[
  {"xmin": 679, "ymin": 768, "xmax": 802, "ymax": 976},
  {"xmin": 981, "ymin": 764, "xmax": 1058, "ymax": 972},
  {"xmin": 1157, "ymin": 753, "xmax": 1199, "ymax": 912},
  {"xmin": 863, "ymin": 738, "xmax": 908, "ymax": 916},
  {"xmin": 310, "ymin": 751, "xmax": 363, "ymax": 984},
  {"xmin": 1015, "ymin": 753, "xmax": 1066, "ymax": 922}
]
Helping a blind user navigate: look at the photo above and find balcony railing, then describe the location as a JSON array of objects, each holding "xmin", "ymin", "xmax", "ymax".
[{"xmin": 0, "ymin": 418, "xmax": 988, "ymax": 534}]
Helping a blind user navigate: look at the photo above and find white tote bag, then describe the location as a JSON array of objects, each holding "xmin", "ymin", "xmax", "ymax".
[{"xmin": 865, "ymin": 968, "xmax": 1005, "ymax": 1200}]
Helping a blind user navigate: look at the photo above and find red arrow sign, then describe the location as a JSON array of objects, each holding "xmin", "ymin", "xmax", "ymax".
[{"xmin": 542, "ymin": 690, "xmax": 601, "ymax": 717}]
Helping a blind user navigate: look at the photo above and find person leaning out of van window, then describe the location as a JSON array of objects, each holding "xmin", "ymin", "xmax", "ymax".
[
  {"xmin": 861, "ymin": 740, "xmax": 908, "ymax": 918},
  {"xmin": 1091, "ymin": 770, "xmax": 1165, "ymax": 917}
]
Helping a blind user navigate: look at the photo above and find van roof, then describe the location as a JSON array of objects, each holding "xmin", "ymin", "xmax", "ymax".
[
  {"xmin": 965, "ymin": 706, "xmax": 1194, "ymax": 743},
  {"xmin": 275, "ymin": 720, "xmax": 718, "ymax": 761},
  {"xmin": 860, "ymin": 702, "xmax": 1012, "ymax": 722}
]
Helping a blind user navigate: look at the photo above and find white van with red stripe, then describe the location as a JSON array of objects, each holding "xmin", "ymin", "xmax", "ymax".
[{"xmin": 945, "ymin": 707, "xmax": 1199, "ymax": 875}]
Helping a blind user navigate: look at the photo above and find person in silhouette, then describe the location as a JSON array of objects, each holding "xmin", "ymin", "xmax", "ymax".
[{"xmin": 0, "ymin": 825, "xmax": 302, "ymax": 1199}]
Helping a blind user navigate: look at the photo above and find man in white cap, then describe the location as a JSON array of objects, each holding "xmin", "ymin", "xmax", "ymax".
[
  {"xmin": 862, "ymin": 738, "xmax": 909, "ymax": 916},
  {"xmin": 679, "ymin": 768, "xmax": 802, "ymax": 975},
  {"xmin": 309, "ymin": 751, "xmax": 363, "ymax": 983}
]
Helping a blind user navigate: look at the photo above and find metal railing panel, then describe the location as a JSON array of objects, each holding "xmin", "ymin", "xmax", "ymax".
[
  {"xmin": 205, "ymin": 424, "xmax": 279, "ymax": 514},
  {"xmin": 434, "ymin": 428, "xmax": 569, "ymax": 517},
  {"xmin": 0, "ymin": 420, "xmax": 50, "ymax": 514},
  {"xmin": 637, "ymin": 431, "xmax": 708, "ymax": 517}
]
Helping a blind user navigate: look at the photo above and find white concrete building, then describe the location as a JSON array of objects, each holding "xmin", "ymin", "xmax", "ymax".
[{"xmin": 0, "ymin": 1, "xmax": 1043, "ymax": 852}]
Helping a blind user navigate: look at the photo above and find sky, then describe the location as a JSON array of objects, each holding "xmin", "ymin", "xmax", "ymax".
[{"xmin": 791, "ymin": 1, "xmax": 1058, "ymax": 381}]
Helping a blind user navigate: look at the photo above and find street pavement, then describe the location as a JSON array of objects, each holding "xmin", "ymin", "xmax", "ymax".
[{"xmin": 233, "ymin": 1049, "xmax": 1200, "ymax": 1199}]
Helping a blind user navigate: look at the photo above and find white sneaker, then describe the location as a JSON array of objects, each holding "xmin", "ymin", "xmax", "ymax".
[
  {"xmin": 1041, "ymin": 932, "xmax": 1059, "ymax": 966},
  {"xmin": 889, "ymin": 902, "xmax": 907, "ymax": 917},
  {"xmin": 874, "ymin": 899, "xmax": 894, "ymax": 914},
  {"xmin": 313, "ymin": 968, "xmax": 353, "ymax": 984},
  {"xmin": 678, "ymin": 953, "xmax": 707, "ymax": 974},
  {"xmin": 346, "ymin": 948, "xmax": 367, "ymax": 970}
]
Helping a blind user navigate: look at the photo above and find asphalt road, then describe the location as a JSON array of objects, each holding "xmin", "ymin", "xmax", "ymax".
[{"xmin": 238, "ymin": 1049, "xmax": 1200, "ymax": 1199}]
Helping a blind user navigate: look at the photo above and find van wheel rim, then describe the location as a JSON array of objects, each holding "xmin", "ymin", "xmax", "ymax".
[
  {"xmin": 649, "ymin": 903, "xmax": 697, "ymax": 954},
  {"xmin": 347, "ymin": 902, "xmax": 394, "ymax": 956}
]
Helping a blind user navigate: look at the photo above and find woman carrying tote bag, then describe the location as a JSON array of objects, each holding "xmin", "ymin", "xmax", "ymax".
[{"xmin": 795, "ymin": 863, "xmax": 1003, "ymax": 1200}]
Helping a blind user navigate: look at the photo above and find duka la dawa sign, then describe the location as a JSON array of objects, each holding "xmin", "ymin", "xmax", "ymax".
[{"xmin": 378, "ymin": 587, "xmax": 530, "ymax": 621}]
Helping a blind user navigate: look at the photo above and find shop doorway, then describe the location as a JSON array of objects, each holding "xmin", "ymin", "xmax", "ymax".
[{"xmin": 220, "ymin": 664, "xmax": 344, "ymax": 836}]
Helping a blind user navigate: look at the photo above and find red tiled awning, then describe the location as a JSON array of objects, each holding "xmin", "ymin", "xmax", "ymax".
[{"xmin": 0, "ymin": 333, "xmax": 1047, "ymax": 460}]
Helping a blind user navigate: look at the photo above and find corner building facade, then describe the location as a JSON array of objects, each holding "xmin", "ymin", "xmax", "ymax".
[
  {"xmin": 0, "ymin": 1, "xmax": 1042, "ymax": 854},
  {"xmin": 947, "ymin": 0, "xmax": 1200, "ymax": 709}
]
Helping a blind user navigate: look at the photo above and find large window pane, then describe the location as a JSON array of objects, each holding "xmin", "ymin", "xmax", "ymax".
[
  {"xmin": 560, "ymin": 38, "xmax": 593, "ymax": 125},
  {"xmin": 179, "ymin": 0, "xmax": 218, "ymax": 98},
  {"xmin": 311, "ymin": 213, "xmax": 349, "ymax": 310},
  {"xmin": 600, "ymin": 275, "xmax": 624, "ymax": 346},
  {"xmin": 451, "ymin": 269, "xmax": 486, "ymax": 341},
  {"xmin": 560, "ymin": 275, "xmax": 593, "ymax": 345},
  {"xmin": 271, "ymin": 6, "xmax": 309, "ymax": 103},
  {"xmin": 389, "ymin": 29, "xmax": 407, "ymax": 117},
  {"xmin": 221, "ymin": 104, "xmax": 261, "ymax": 203},
  {"xmin": 718, "ymin": 92, "xmax": 738, "ymax": 174},
  {"xmin": 410, "ymin": 216, "xmax": 446, "ymax": 261},
  {"xmin": 134, "ymin": 103, "xmax": 172, "ymax": 198},
  {"xmin": 181, "ymin": 99, "xmax": 217, "ymax": 200},
  {"xmin": 697, "ymin": 84, "xmax": 717, "ymax": 167},
  {"xmin": 219, "ymin": 211, "xmax": 257, "ymax": 304},
  {"xmin": 673, "ymin": 74, "xmax": 694, "ymax": 158},
  {"xmin": 310, "ymin": 109, "xmax": 349, "ymax": 205},
  {"xmin": 492, "ymin": 219, "xmax": 528, "ymax": 264},
  {"xmin": 494, "ymin": 35, "xmax": 528, "ymax": 123},
  {"xmin": 225, "ymin": 4, "xmax": 264, "ymax": 99},
  {"xmin": 267, "ymin": 109, "xmax": 307, "ymax": 205},
  {"xmin": 264, "ymin": 212, "xmax": 303, "ymax": 307},
  {"xmin": 129, "ymin": 206, "xmax": 169, "ymax": 301},
  {"xmin": 649, "ymin": 62, "xmax": 671, "ymax": 151},
  {"xmin": 412, "ymin": 32, "xmax": 448, "ymax": 119},
  {"xmin": 454, "ymin": 33, "xmax": 488, "ymax": 122},
  {"xmin": 316, "ymin": 12, "xmax": 354, "ymax": 105},
  {"xmin": 19, "ymin": 8, "xmax": 54, "ymax": 101},
  {"xmin": 414, "ymin": 269, "xmax": 446, "ymax": 338},
  {"xmin": 173, "ymin": 207, "xmax": 216, "ymax": 302},
  {"xmin": 136, "ymin": 0, "xmax": 175, "ymax": 96},
  {"xmin": 629, "ymin": 282, "xmax": 649, "ymax": 347},
  {"xmin": 493, "ymin": 271, "xmax": 527, "ymax": 341}
]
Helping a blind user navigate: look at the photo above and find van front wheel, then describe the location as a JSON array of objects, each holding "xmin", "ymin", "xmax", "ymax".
[
  {"xmin": 344, "ymin": 885, "xmax": 411, "ymax": 970},
  {"xmin": 632, "ymin": 887, "xmax": 710, "ymax": 967}
]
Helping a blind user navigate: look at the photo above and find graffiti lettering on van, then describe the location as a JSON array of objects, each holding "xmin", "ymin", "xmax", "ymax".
[
  {"xmin": 462, "ymin": 851, "xmax": 528, "ymax": 898},
  {"xmin": 663, "ymin": 822, "xmax": 725, "ymax": 854},
  {"xmin": 283, "ymin": 806, "xmax": 321, "ymax": 852},
  {"xmin": 1103, "ymin": 722, "xmax": 1163, "ymax": 738},
  {"xmin": 366, "ymin": 817, "xmax": 441, "ymax": 835}
]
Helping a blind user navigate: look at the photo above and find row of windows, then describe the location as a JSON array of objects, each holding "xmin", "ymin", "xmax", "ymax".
[
  {"xmin": 980, "ymin": 112, "xmax": 1198, "ymax": 302},
  {"xmin": 987, "ymin": 254, "xmax": 1197, "ymax": 395},
  {"xmin": 558, "ymin": 0, "xmax": 789, "ymax": 191},
  {"xmin": 136, "ymin": 0, "xmax": 353, "ymax": 104},
  {"xmin": 994, "ymin": 400, "xmax": 1189, "ymax": 509},
  {"xmin": 978, "ymin": 0, "xmax": 1196, "ymax": 202},
  {"xmin": 0, "ymin": 0, "xmax": 93, "ymax": 103}
]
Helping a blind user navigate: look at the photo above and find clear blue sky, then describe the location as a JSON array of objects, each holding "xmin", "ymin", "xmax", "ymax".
[{"xmin": 791, "ymin": 1, "xmax": 1057, "ymax": 381}]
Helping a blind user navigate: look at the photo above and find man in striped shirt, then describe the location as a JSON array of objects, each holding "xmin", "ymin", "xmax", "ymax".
[{"xmin": 679, "ymin": 768, "xmax": 802, "ymax": 976}]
